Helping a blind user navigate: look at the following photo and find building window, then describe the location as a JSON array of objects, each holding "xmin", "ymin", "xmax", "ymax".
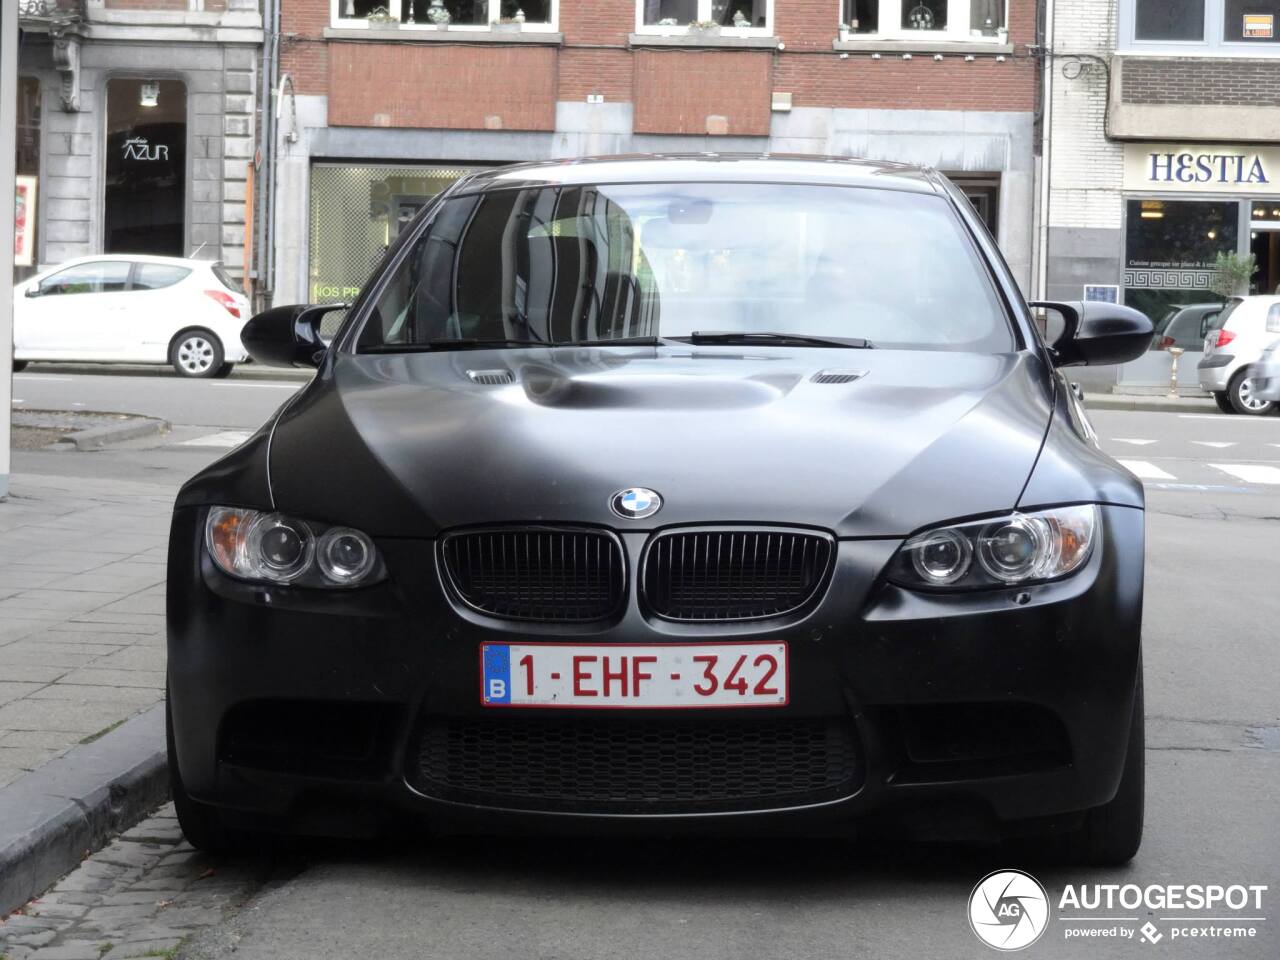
[
  {"xmin": 104, "ymin": 78, "xmax": 187, "ymax": 257},
  {"xmin": 1121, "ymin": 0, "xmax": 1280, "ymax": 54},
  {"xmin": 841, "ymin": 1, "xmax": 1006, "ymax": 41},
  {"xmin": 636, "ymin": 0, "xmax": 773, "ymax": 34},
  {"xmin": 332, "ymin": 0, "xmax": 558, "ymax": 30}
]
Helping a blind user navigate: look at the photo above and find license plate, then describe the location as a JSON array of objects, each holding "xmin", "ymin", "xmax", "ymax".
[{"xmin": 480, "ymin": 642, "xmax": 788, "ymax": 709}]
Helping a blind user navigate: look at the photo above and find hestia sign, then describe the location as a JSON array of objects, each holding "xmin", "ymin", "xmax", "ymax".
[{"xmin": 1124, "ymin": 144, "xmax": 1280, "ymax": 196}]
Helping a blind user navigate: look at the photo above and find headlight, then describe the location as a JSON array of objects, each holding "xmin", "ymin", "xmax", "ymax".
[
  {"xmin": 890, "ymin": 505, "xmax": 1098, "ymax": 590},
  {"xmin": 205, "ymin": 507, "xmax": 384, "ymax": 588}
]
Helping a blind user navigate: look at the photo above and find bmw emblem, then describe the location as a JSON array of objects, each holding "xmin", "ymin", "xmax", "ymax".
[{"xmin": 610, "ymin": 487, "xmax": 662, "ymax": 520}]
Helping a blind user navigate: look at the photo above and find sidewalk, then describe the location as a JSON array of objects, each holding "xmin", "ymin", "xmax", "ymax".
[
  {"xmin": 0, "ymin": 473, "xmax": 173, "ymax": 789},
  {"xmin": 1083, "ymin": 392, "xmax": 1218, "ymax": 413}
]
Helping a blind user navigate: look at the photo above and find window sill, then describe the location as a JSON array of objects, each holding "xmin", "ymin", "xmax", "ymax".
[
  {"xmin": 628, "ymin": 32, "xmax": 781, "ymax": 50},
  {"xmin": 832, "ymin": 38, "xmax": 1014, "ymax": 54},
  {"xmin": 323, "ymin": 26, "xmax": 563, "ymax": 44}
]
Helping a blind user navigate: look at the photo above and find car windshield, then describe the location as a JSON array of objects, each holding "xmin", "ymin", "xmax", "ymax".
[{"xmin": 355, "ymin": 182, "xmax": 1013, "ymax": 353}]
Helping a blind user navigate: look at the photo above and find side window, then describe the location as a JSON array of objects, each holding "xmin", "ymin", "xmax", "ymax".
[
  {"xmin": 133, "ymin": 264, "xmax": 192, "ymax": 290},
  {"xmin": 1267, "ymin": 303, "xmax": 1280, "ymax": 334},
  {"xmin": 37, "ymin": 261, "xmax": 132, "ymax": 296}
]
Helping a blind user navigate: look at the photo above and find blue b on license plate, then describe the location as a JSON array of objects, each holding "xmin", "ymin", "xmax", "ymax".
[{"xmin": 480, "ymin": 642, "xmax": 788, "ymax": 708}]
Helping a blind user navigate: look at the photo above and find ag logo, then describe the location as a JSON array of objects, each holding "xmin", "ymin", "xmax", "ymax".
[{"xmin": 968, "ymin": 869, "xmax": 1049, "ymax": 951}]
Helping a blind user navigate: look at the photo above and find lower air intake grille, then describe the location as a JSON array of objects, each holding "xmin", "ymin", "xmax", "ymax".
[
  {"xmin": 412, "ymin": 716, "xmax": 861, "ymax": 813},
  {"xmin": 440, "ymin": 528, "xmax": 624, "ymax": 622},
  {"xmin": 642, "ymin": 528, "xmax": 834, "ymax": 621}
]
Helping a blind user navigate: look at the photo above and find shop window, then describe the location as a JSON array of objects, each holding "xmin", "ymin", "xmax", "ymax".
[
  {"xmin": 840, "ymin": 0, "xmax": 1006, "ymax": 41},
  {"xmin": 332, "ymin": 0, "xmax": 557, "ymax": 29},
  {"xmin": 104, "ymin": 79, "xmax": 187, "ymax": 257},
  {"xmin": 15, "ymin": 77, "xmax": 41, "ymax": 276},
  {"xmin": 308, "ymin": 163, "xmax": 479, "ymax": 332},
  {"xmin": 1123, "ymin": 199, "xmax": 1238, "ymax": 325},
  {"xmin": 637, "ymin": 0, "xmax": 772, "ymax": 32},
  {"xmin": 1122, "ymin": 0, "xmax": 1280, "ymax": 53},
  {"xmin": 36, "ymin": 261, "xmax": 132, "ymax": 297}
]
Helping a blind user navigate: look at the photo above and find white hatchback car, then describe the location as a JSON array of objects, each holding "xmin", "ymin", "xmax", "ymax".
[
  {"xmin": 1198, "ymin": 295, "xmax": 1280, "ymax": 415},
  {"xmin": 12, "ymin": 255, "xmax": 250, "ymax": 378}
]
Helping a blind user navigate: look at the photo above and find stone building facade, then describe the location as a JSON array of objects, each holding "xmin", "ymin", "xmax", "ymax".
[{"xmin": 16, "ymin": 0, "xmax": 262, "ymax": 284}]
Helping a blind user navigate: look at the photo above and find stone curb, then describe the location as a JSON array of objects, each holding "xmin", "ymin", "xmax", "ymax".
[
  {"xmin": 63, "ymin": 416, "xmax": 171, "ymax": 451},
  {"xmin": 20, "ymin": 362, "xmax": 314, "ymax": 382},
  {"xmin": 0, "ymin": 703, "xmax": 167, "ymax": 917},
  {"xmin": 1083, "ymin": 394, "xmax": 1219, "ymax": 414}
]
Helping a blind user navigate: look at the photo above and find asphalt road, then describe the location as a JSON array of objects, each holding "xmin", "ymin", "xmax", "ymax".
[{"xmin": 8, "ymin": 377, "xmax": 1280, "ymax": 959}]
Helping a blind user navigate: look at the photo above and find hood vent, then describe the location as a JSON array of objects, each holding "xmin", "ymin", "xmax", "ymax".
[
  {"xmin": 810, "ymin": 369, "xmax": 867, "ymax": 385},
  {"xmin": 467, "ymin": 369, "xmax": 515, "ymax": 385}
]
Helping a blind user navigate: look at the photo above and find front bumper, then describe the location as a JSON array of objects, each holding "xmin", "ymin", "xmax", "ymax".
[{"xmin": 166, "ymin": 505, "xmax": 1144, "ymax": 840}]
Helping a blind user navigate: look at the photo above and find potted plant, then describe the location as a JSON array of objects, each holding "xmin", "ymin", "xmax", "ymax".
[
  {"xmin": 366, "ymin": 5, "xmax": 398, "ymax": 28},
  {"xmin": 493, "ymin": 15, "xmax": 522, "ymax": 32},
  {"xmin": 425, "ymin": 0, "xmax": 451, "ymax": 28},
  {"xmin": 1210, "ymin": 251, "xmax": 1258, "ymax": 298},
  {"xmin": 689, "ymin": 19, "xmax": 721, "ymax": 38}
]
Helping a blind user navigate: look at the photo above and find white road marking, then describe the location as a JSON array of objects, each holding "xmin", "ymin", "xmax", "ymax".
[
  {"xmin": 1210, "ymin": 463, "xmax": 1280, "ymax": 484},
  {"xmin": 178, "ymin": 430, "xmax": 254, "ymax": 448},
  {"xmin": 1178, "ymin": 413, "xmax": 1280, "ymax": 423},
  {"xmin": 1112, "ymin": 438, "xmax": 1157, "ymax": 446},
  {"xmin": 1118, "ymin": 459, "xmax": 1176, "ymax": 480},
  {"xmin": 1191, "ymin": 441, "xmax": 1237, "ymax": 448}
]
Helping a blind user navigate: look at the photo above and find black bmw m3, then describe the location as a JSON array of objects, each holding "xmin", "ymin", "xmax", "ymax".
[{"xmin": 166, "ymin": 155, "xmax": 1154, "ymax": 863}]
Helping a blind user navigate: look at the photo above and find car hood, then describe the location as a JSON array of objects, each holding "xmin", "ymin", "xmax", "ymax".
[{"xmin": 267, "ymin": 346, "xmax": 1054, "ymax": 539}]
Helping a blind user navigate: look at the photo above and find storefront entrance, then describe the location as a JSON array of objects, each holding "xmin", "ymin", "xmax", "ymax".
[
  {"xmin": 104, "ymin": 78, "xmax": 187, "ymax": 257},
  {"xmin": 1249, "ymin": 204, "xmax": 1280, "ymax": 295}
]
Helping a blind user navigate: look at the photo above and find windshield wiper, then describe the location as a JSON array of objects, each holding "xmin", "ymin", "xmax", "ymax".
[
  {"xmin": 361, "ymin": 338, "xmax": 547, "ymax": 353},
  {"xmin": 556, "ymin": 337, "xmax": 664, "ymax": 347},
  {"xmin": 681, "ymin": 331, "xmax": 874, "ymax": 349}
]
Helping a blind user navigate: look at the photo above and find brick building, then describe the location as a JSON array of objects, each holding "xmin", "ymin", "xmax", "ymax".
[
  {"xmin": 1043, "ymin": 0, "xmax": 1280, "ymax": 388},
  {"xmin": 15, "ymin": 0, "xmax": 262, "ymax": 283},
  {"xmin": 269, "ymin": 0, "xmax": 1040, "ymax": 307}
]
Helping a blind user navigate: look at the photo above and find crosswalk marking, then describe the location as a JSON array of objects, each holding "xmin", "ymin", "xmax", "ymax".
[
  {"xmin": 1191, "ymin": 441, "xmax": 1237, "ymax": 449},
  {"xmin": 1118, "ymin": 459, "xmax": 1176, "ymax": 480},
  {"xmin": 1209, "ymin": 463, "xmax": 1280, "ymax": 485},
  {"xmin": 1113, "ymin": 438, "xmax": 1157, "ymax": 446},
  {"xmin": 178, "ymin": 430, "xmax": 253, "ymax": 448}
]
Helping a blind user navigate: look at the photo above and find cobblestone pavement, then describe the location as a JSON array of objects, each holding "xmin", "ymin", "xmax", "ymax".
[
  {"xmin": 0, "ymin": 473, "xmax": 174, "ymax": 788},
  {"xmin": 0, "ymin": 804, "xmax": 273, "ymax": 960}
]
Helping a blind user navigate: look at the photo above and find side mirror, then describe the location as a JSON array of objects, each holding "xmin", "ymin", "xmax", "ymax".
[
  {"xmin": 25, "ymin": 285, "xmax": 41, "ymax": 298},
  {"xmin": 240, "ymin": 303, "xmax": 347, "ymax": 368},
  {"xmin": 1029, "ymin": 300, "xmax": 1154, "ymax": 367}
]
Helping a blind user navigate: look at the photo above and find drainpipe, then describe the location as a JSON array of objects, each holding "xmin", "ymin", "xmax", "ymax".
[
  {"xmin": 1036, "ymin": 0, "xmax": 1055, "ymax": 301},
  {"xmin": 255, "ymin": 0, "xmax": 279, "ymax": 307}
]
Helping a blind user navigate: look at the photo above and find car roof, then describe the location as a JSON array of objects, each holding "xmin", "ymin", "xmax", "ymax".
[
  {"xmin": 48, "ymin": 254, "xmax": 216, "ymax": 269},
  {"xmin": 457, "ymin": 154, "xmax": 943, "ymax": 195}
]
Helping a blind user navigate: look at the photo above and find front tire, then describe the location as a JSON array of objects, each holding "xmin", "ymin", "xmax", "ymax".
[
  {"xmin": 1213, "ymin": 391, "xmax": 1235, "ymax": 414},
  {"xmin": 1228, "ymin": 370, "xmax": 1274, "ymax": 416},
  {"xmin": 212, "ymin": 362, "xmax": 235, "ymax": 379},
  {"xmin": 170, "ymin": 329, "xmax": 225, "ymax": 379}
]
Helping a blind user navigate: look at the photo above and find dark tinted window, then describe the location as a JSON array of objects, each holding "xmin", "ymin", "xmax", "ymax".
[
  {"xmin": 1224, "ymin": 0, "xmax": 1280, "ymax": 42},
  {"xmin": 38, "ymin": 261, "xmax": 131, "ymax": 296},
  {"xmin": 359, "ymin": 182, "xmax": 1012, "ymax": 353},
  {"xmin": 211, "ymin": 263, "xmax": 243, "ymax": 293},
  {"xmin": 1135, "ymin": 0, "xmax": 1205, "ymax": 40},
  {"xmin": 132, "ymin": 263, "xmax": 191, "ymax": 290}
]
